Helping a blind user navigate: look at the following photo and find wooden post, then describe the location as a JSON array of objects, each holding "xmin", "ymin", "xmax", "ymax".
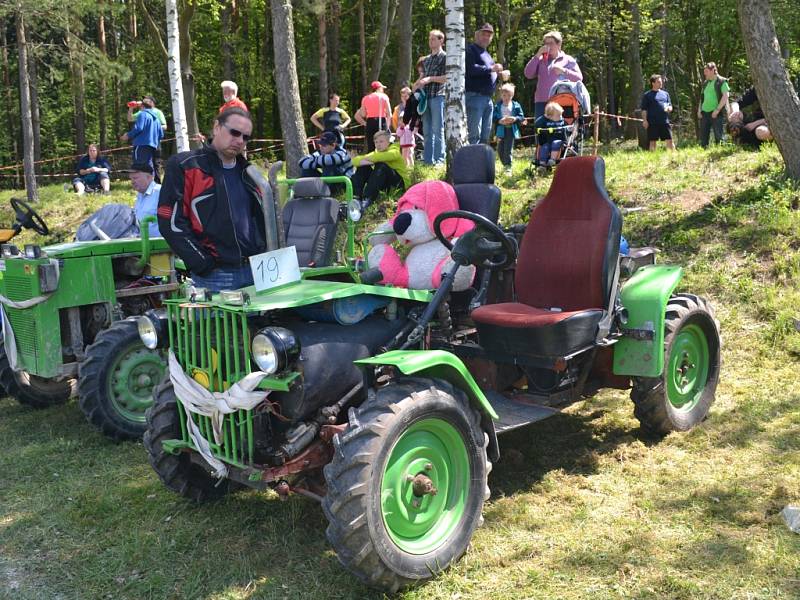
[{"xmin": 593, "ymin": 107, "xmax": 600, "ymax": 155}]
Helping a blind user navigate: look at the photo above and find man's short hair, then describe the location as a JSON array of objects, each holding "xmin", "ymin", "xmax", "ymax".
[
  {"xmin": 650, "ymin": 73, "xmax": 662, "ymax": 84},
  {"xmin": 221, "ymin": 80, "xmax": 238, "ymax": 94},
  {"xmin": 217, "ymin": 107, "xmax": 251, "ymax": 126},
  {"xmin": 373, "ymin": 130, "xmax": 391, "ymax": 142},
  {"xmin": 128, "ymin": 161, "xmax": 154, "ymax": 175},
  {"xmin": 429, "ymin": 29, "xmax": 444, "ymax": 41},
  {"xmin": 142, "ymin": 95, "xmax": 155, "ymax": 108}
]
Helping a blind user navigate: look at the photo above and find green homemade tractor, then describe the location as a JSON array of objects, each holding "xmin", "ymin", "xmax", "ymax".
[
  {"xmin": 141, "ymin": 150, "xmax": 721, "ymax": 592},
  {"xmin": 0, "ymin": 198, "xmax": 176, "ymax": 440}
]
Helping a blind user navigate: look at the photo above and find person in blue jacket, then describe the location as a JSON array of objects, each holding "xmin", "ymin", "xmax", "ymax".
[
  {"xmin": 465, "ymin": 23, "xmax": 510, "ymax": 145},
  {"xmin": 72, "ymin": 143, "xmax": 111, "ymax": 194},
  {"xmin": 120, "ymin": 95, "xmax": 164, "ymax": 183},
  {"xmin": 493, "ymin": 83, "xmax": 525, "ymax": 172}
]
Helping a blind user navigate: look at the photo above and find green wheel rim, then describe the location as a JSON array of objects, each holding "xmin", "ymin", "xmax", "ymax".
[
  {"xmin": 107, "ymin": 344, "xmax": 165, "ymax": 423},
  {"xmin": 381, "ymin": 417, "xmax": 470, "ymax": 555},
  {"xmin": 666, "ymin": 323, "xmax": 710, "ymax": 411}
]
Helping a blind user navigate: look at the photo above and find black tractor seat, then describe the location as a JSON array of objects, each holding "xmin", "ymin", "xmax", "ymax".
[{"xmin": 283, "ymin": 178, "xmax": 339, "ymax": 268}]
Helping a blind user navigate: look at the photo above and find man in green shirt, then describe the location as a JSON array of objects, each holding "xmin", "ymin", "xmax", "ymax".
[
  {"xmin": 697, "ymin": 62, "xmax": 730, "ymax": 147},
  {"xmin": 351, "ymin": 130, "xmax": 410, "ymax": 209}
]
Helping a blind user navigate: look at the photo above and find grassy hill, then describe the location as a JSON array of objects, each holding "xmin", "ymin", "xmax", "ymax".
[{"xmin": 1, "ymin": 143, "xmax": 798, "ymax": 599}]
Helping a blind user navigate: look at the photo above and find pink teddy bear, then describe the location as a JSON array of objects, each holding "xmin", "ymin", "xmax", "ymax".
[{"xmin": 367, "ymin": 180, "xmax": 476, "ymax": 291}]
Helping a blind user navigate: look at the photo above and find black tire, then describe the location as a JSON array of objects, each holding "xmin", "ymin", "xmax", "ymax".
[
  {"xmin": 78, "ymin": 319, "xmax": 165, "ymax": 441},
  {"xmin": 143, "ymin": 377, "xmax": 237, "ymax": 502},
  {"xmin": 631, "ymin": 294, "xmax": 721, "ymax": 435},
  {"xmin": 322, "ymin": 377, "xmax": 490, "ymax": 592},
  {"xmin": 0, "ymin": 338, "xmax": 73, "ymax": 408}
]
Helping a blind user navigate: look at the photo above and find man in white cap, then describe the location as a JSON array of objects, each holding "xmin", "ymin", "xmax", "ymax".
[{"xmin": 219, "ymin": 80, "xmax": 248, "ymax": 113}]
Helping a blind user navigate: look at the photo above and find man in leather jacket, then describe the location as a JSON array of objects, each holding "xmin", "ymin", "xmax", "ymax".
[{"xmin": 157, "ymin": 107, "xmax": 266, "ymax": 292}]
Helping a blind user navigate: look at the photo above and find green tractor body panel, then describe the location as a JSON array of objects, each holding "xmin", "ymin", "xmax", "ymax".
[
  {"xmin": 613, "ymin": 264, "xmax": 683, "ymax": 377},
  {"xmin": 0, "ymin": 237, "xmax": 174, "ymax": 378},
  {"xmin": 355, "ymin": 350, "xmax": 499, "ymax": 420}
]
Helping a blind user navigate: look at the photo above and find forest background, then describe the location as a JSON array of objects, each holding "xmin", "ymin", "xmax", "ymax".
[{"xmin": 1, "ymin": 0, "xmax": 800, "ymax": 175}]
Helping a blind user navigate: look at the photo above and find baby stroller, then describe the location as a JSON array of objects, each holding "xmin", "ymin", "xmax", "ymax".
[{"xmin": 532, "ymin": 79, "xmax": 591, "ymax": 171}]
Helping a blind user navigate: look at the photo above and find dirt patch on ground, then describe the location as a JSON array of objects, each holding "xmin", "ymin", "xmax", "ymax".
[{"xmin": 672, "ymin": 190, "xmax": 715, "ymax": 211}]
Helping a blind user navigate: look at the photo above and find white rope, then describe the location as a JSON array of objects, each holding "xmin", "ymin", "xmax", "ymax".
[
  {"xmin": 0, "ymin": 305, "xmax": 18, "ymax": 370},
  {"xmin": 167, "ymin": 349, "xmax": 271, "ymax": 478}
]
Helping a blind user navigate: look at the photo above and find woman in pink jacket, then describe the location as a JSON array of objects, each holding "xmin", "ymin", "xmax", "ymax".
[{"xmin": 524, "ymin": 30, "xmax": 582, "ymax": 120}]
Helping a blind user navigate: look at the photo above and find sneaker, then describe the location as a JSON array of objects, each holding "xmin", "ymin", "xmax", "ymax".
[
  {"xmin": 546, "ymin": 159, "xmax": 556, "ymax": 167},
  {"xmin": 504, "ymin": 166, "xmax": 513, "ymax": 176}
]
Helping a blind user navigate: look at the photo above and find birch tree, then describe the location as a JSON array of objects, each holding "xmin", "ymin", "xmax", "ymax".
[
  {"xmin": 166, "ymin": 0, "xmax": 189, "ymax": 152},
  {"xmin": 270, "ymin": 0, "xmax": 307, "ymax": 177},
  {"xmin": 737, "ymin": 0, "xmax": 800, "ymax": 180},
  {"xmin": 444, "ymin": 0, "xmax": 467, "ymax": 177}
]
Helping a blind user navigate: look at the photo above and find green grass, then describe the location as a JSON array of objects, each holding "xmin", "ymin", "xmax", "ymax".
[{"xmin": 2, "ymin": 144, "xmax": 800, "ymax": 599}]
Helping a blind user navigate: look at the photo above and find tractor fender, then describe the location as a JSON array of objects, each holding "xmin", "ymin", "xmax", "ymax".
[
  {"xmin": 355, "ymin": 350, "xmax": 500, "ymax": 460},
  {"xmin": 613, "ymin": 264, "xmax": 683, "ymax": 378}
]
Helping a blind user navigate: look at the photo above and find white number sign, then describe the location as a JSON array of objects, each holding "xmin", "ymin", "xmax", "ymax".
[{"xmin": 249, "ymin": 246, "xmax": 301, "ymax": 292}]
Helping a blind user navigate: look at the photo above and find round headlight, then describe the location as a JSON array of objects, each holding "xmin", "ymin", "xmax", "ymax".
[
  {"xmin": 137, "ymin": 315, "xmax": 159, "ymax": 350},
  {"xmin": 251, "ymin": 327, "xmax": 300, "ymax": 375},
  {"xmin": 252, "ymin": 333, "xmax": 278, "ymax": 374},
  {"xmin": 347, "ymin": 199, "xmax": 362, "ymax": 222}
]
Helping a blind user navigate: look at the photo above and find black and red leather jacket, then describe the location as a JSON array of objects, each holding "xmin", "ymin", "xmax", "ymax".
[{"xmin": 157, "ymin": 144, "xmax": 266, "ymax": 275}]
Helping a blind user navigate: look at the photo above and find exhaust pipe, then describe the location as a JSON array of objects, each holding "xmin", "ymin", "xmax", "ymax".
[{"xmin": 246, "ymin": 164, "xmax": 281, "ymax": 252}]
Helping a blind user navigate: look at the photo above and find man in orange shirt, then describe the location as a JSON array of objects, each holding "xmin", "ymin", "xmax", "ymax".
[
  {"xmin": 355, "ymin": 81, "xmax": 392, "ymax": 152},
  {"xmin": 219, "ymin": 80, "xmax": 248, "ymax": 113}
]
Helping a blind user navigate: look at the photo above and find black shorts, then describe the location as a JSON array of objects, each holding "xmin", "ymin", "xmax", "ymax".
[{"xmin": 647, "ymin": 123, "xmax": 672, "ymax": 141}]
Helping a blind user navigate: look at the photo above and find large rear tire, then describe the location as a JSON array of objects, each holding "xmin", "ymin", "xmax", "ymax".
[
  {"xmin": 0, "ymin": 339, "xmax": 72, "ymax": 408},
  {"xmin": 78, "ymin": 319, "xmax": 166, "ymax": 441},
  {"xmin": 322, "ymin": 378, "xmax": 490, "ymax": 592},
  {"xmin": 631, "ymin": 294, "xmax": 721, "ymax": 434},
  {"xmin": 143, "ymin": 377, "xmax": 236, "ymax": 502}
]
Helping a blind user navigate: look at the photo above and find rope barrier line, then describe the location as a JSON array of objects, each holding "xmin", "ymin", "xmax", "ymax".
[{"xmin": 0, "ymin": 109, "xmax": 646, "ymax": 177}]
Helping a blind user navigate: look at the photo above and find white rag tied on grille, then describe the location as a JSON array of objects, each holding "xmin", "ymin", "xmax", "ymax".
[{"xmin": 167, "ymin": 349, "xmax": 271, "ymax": 478}]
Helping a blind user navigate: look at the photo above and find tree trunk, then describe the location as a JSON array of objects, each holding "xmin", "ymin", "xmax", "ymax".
[
  {"xmin": 444, "ymin": 0, "xmax": 467, "ymax": 179},
  {"xmin": 737, "ymin": 0, "xmax": 800, "ymax": 179},
  {"xmin": 109, "ymin": 6, "xmax": 122, "ymax": 146},
  {"xmin": 65, "ymin": 24, "xmax": 86, "ymax": 152},
  {"xmin": 682, "ymin": 0, "xmax": 699, "ymax": 139},
  {"xmin": 221, "ymin": 0, "xmax": 235, "ymax": 79},
  {"xmin": 394, "ymin": 0, "xmax": 412, "ymax": 95},
  {"xmin": 270, "ymin": 0, "xmax": 307, "ymax": 177},
  {"xmin": 317, "ymin": 2, "xmax": 328, "ymax": 106},
  {"xmin": 1, "ymin": 20, "xmax": 19, "ymax": 165},
  {"xmin": 358, "ymin": 0, "xmax": 367, "ymax": 93},
  {"xmin": 328, "ymin": 0, "xmax": 340, "ymax": 92},
  {"xmin": 624, "ymin": 2, "xmax": 644, "ymax": 140},
  {"xmin": 166, "ymin": 0, "xmax": 189, "ymax": 152},
  {"xmin": 98, "ymin": 2, "xmax": 108, "ymax": 150},
  {"xmin": 15, "ymin": 7, "xmax": 37, "ymax": 202},
  {"xmin": 27, "ymin": 47, "xmax": 40, "ymax": 166},
  {"xmin": 179, "ymin": 1, "xmax": 201, "ymax": 148},
  {"xmin": 369, "ymin": 0, "xmax": 397, "ymax": 83}
]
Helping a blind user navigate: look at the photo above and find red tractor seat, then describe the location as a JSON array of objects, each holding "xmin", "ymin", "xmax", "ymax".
[{"xmin": 471, "ymin": 156, "xmax": 621, "ymax": 358}]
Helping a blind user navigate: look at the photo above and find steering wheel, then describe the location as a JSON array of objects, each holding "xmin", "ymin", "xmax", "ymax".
[
  {"xmin": 11, "ymin": 197, "xmax": 49, "ymax": 236},
  {"xmin": 433, "ymin": 210, "xmax": 517, "ymax": 269}
]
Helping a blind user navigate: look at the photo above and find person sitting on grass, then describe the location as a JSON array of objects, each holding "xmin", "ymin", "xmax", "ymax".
[
  {"xmin": 72, "ymin": 143, "xmax": 111, "ymax": 195},
  {"xmin": 298, "ymin": 131, "xmax": 354, "ymax": 194},
  {"xmin": 727, "ymin": 87, "xmax": 773, "ymax": 148},
  {"xmin": 533, "ymin": 102, "xmax": 566, "ymax": 167},
  {"xmin": 351, "ymin": 130, "xmax": 410, "ymax": 209}
]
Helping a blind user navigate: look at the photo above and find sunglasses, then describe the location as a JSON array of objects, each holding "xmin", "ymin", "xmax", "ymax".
[{"xmin": 222, "ymin": 123, "xmax": 252, "ymax": 142}]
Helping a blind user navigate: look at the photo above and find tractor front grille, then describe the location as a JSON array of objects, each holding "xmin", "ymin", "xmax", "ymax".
[
  {"xmin": 3, "ymin": 274, "xmax": 40, "ymax": 364},
  {"xmin": 168, "ymin": 303, "xmax": 255, "ymax": 466}
]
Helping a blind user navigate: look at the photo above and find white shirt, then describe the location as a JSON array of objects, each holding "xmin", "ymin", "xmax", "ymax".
[{"xmin": 135, "ymin": 181, "xmax": 162, "ymax": 238}]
